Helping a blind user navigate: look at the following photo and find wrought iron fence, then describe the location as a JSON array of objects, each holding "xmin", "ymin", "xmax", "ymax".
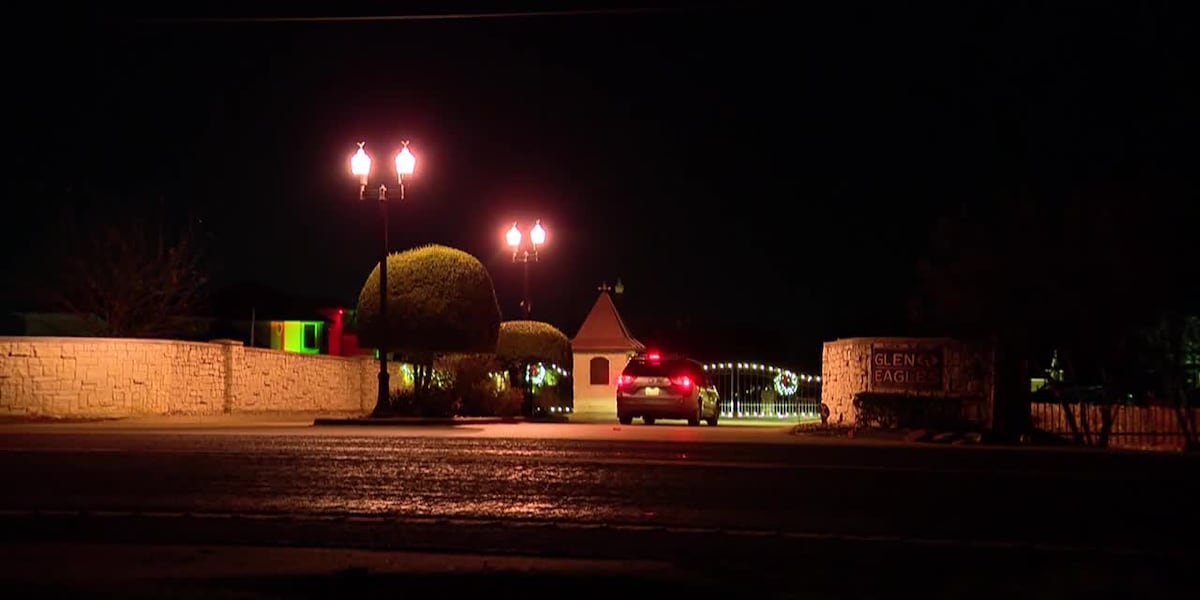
[
  {"xmin": 701, "ymin": 362, "xmax": 822, "ymax": 421},
  {"xmin": 1030, "ymin": 402, "xmax": 1199, "ymax": 451}
]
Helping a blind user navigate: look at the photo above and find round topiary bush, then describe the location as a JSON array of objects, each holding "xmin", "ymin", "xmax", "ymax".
[
  {"xmin": 356, "ymin": 244, "xmax": 502, "ymax": 354},
  {"xmin": 495, "ymin": 320, "xmax": 571, "ymax": 366}
]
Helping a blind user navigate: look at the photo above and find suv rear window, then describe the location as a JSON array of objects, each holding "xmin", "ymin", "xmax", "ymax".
[{"xmin": 623, "ymin": 358, "xmax": 698, "ymax": 378}]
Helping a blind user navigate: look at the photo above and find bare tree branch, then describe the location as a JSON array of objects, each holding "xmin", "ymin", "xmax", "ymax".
[{"xmin": 49, "ymin": 209, "xmax": 209, "ymax": 339}]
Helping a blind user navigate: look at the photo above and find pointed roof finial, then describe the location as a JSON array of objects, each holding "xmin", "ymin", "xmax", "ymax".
[{"xmin": 614, "ymin": 278, "xmax": 624, "ymax": 295}]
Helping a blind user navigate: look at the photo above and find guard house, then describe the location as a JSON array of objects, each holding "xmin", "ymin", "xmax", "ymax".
[{"xmin": 571, "ymin": 284, "xmax": 645, "ymax": 421}]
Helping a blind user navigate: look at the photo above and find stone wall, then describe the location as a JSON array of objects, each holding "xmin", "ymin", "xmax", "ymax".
[
  {"xmin": 235, "ymin": 346, "xmax": 373, "ymax": 413},
  {"xmin": 821, "ymin": 337, "xmax": 994, "ymax": 428},
  {"xmin": 0, "ymin": 336, "xmax": 375, "ymax": 418}
]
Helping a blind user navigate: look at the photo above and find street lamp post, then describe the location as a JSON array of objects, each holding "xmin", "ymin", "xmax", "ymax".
[
  {"xmin": 505, "ymin": 220, "xmax": 547, "ymax": 320},
  {"xmin": 350, "ymin": 141, "xmax": 416, "ymax": 416}
]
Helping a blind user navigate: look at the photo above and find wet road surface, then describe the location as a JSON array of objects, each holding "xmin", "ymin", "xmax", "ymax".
[
  {"xmin": 0, "ymin": 422, "xmax": 1195, "ymax": 552},
  {"xmin": 1, "ymin": 423, "xmax": 1196, "ymax": 597}
]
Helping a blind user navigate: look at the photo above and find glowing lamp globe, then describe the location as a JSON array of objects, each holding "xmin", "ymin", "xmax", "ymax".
[
  {"xmin": 530, "ymin": 220, "xmax": 546, "ymax": 245},
  {"xmin": 506, "ymin": 224, "xmax": 522, "ymax": 248},
  {"xmin": 395, "ymin": 145, "xmax": 415, "ymax": 178},
  {"xmin": 351, "ymin": 144, "xmax": 372, "ymax": 179}
]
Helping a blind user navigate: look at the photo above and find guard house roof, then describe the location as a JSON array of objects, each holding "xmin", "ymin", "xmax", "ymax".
[{"xmin": 571, "ymin": 289, "xmax": 645, "ymax": 353}]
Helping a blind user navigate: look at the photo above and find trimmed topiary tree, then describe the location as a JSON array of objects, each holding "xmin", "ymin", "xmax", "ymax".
[
  {"xmin": 495, "ymin": 320, "xmax": 571, "ymax": 366},
  {"xmin": 495, "ymin": 320, "xmax": 572, "ymax": 417},
  {"xmin": 357, "ymin": 244, "xmax": 502, "ymax": 404}
]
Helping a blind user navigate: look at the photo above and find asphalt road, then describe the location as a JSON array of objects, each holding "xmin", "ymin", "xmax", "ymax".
[{"xmin": 0, "ymin": 422, "xmax": 1196, "ymax": 597}]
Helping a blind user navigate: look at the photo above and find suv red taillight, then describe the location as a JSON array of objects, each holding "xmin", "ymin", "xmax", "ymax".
[
  {"xmin": 670, "ymin": 375, "xmax": 693, "ymax": 393},
  {"xmin": 617, "ymin": 375, "xmax": 635, "ymax": 389}
]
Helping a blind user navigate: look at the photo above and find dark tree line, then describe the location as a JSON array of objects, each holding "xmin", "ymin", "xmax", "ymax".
[{"xmin": 911, "ymin": 178, "xmax": 1199, "ymax": 445}]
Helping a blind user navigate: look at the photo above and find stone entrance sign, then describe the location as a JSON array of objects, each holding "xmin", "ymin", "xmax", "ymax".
[{"xmin": 821, "ymin": 337, "xmax": 993, "ymax": 428}]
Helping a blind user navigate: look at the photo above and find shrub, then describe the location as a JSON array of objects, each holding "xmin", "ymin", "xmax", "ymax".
[
  {"xmin": 441, "ymin": 353, "xmax": 504, "ymax": 416},
  {"xmin": 852, "ymin": 392, "xmax": 972, "ymax": 430},
  {"xmin": 419, "ymin": 387, "xmax": 459, "ymax": 417},
  {"xmin": 387, "ymin": 387, "xmax": 458, "ymax": 417},
  {"xmin": 386, "ymin": 389, "xmax": 420, "ymax": 416},
  {"xmin": 495, "ymin": 320, "xmax": 572, "ymax": 418},
  {"xmin": 489, "ymin": 388, "xmax": 525, "ymax": 417},
  {"xmin": 532, "ymin": 385, "xmax": 566, "ymax": 416},
  {"xmin": 356, "ymin": 244, "xmax": 501, "ymax": 354},
  {"xmin": 495, "ymin": 320, "xmax": 571, "ymax": 366}
]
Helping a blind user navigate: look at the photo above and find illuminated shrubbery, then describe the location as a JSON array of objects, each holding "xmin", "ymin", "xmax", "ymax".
[
  {"xmin": 495, "ymin": 320, "xmax": 572, "ymax": 417},
  {"xmin": 440, "ymin": 353, "xmax": 520, "ymax": 417},
  {"xmin": 356, "ymin": 244, "xmax": 501, "ymax": 353},
  {"xmin": 357, "ymin": 244, "xmax": 502, "ymax": 414},
  {"xmin": 495, "ymin": 320, "xmax": 571, "ymax": 366}
]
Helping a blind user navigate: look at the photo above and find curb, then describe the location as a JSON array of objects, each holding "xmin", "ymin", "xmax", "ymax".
[{"xmin": 313, "ymin": 416, "xmax": 524, "ymax": 427}]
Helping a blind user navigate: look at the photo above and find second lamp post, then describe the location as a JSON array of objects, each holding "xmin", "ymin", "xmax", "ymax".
[
  {"xmin": 506, "ymin": 220, "xmax": 547, "ymax": 320},
  {"xmin": 350, "ymin": 140, "xmax": 416, "ymax": 416}
]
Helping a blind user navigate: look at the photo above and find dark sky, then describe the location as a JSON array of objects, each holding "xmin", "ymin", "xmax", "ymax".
[{"xmin": 3, "ymin": 2, "xmax": 1195, "ymax": 370}]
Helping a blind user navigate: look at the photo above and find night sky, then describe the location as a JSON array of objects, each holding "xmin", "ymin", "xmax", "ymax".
[{"xmin": 4, "ymin": 2, "xmax": 1194, "ymax": 370}]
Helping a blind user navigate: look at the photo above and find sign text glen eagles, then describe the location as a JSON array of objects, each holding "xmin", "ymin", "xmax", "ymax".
[{"xmin": 871, "ymin": 348, "xmax": 944, "ymax": 391}]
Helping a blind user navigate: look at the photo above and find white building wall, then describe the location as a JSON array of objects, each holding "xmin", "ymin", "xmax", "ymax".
[{"xmin": 571, "ymin": 351, "xmax": 634, "ymax": 422}]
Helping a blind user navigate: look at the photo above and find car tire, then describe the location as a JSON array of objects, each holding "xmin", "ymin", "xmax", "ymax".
[
  {"xmin": 618, "ymin": 415, "xmax": 633, "ymax": 425},
  {"xmin": 688, "ymin": 402, "xmax": 701, "ymax": 426},
  {"xmin": 705, "ymin": 413, "xmax": 719, "ymax": 426}
]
